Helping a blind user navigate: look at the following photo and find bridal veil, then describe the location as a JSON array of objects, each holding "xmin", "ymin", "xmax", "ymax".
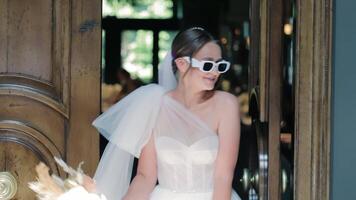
[{"xmin": 92, "ymin": 51, "xmax": 176, "ymax": 200}]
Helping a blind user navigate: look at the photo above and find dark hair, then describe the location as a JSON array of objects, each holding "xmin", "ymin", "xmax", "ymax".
[
  {"xmin": 171, "ymin": 27, "xmax": 217, "ymax": 73},
  {"xmin": 117, "ymin": 68, "xmax": 131, "ymax": 79},
  {"xmin": 171, "ymin": 27, "xmax": 221, "ymax": 100}
]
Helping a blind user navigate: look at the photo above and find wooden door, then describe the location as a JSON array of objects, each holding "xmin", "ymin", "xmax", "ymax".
[
  {"xmin": 0, "ymin": 0, "xmax": 101, "ymax": 199},
  {"xmin": 247, "ymin": 0, "xmax": 333, "ymax": 199},
  {"xmin": 248, "ymin": 0, "xmax": 284, "ymax": 199}
]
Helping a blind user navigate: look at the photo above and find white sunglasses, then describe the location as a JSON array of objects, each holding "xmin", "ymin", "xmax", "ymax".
[{"xmin": 182, "ymin": 56, "xmax": 230, "ymax": 73}]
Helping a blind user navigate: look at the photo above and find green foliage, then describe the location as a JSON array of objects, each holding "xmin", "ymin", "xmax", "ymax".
[
  {"xmin": 159, "ymin": 31, "xmax": 178, "ymax": 60},
  {"xmin": 102, "ymin": 0, "xmax": 175, "ymax": 82},
  {"xmin": 103, "ymin": 0, "xmax": 173, "ymax": 19},
  {"xmin": 119, "ymin": 30, "xmax": 177, "ymax": 83},
  {"xmin": 121, "ymin": 30, "xmax": 153, "ymax": 82}
]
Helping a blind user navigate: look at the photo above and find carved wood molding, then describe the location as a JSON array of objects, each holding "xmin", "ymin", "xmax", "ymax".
[
  {"xmin": 0, "ymin": 120, "xmax": 63, "ymax": 177},
  {"xmin": 294, "ymin": 0, "xmax": 333, "ymax": 199},
  {"xmin": 0, "ymin": 84, "xmax": 68, "ymax": 118},
  {"xmin": 0, "ymin": 0, "xmax": 71, "ymax": 117}
]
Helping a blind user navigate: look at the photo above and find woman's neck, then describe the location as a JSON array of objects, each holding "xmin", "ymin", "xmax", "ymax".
[{"xmin": 173, "ymin": 82, "xmax": 205, "ymax": 109}]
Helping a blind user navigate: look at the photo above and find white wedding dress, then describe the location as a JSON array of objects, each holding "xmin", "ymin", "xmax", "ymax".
[
  {"xmin": 93, "ymin": 84, "xmax": 240, "ymax": 200},
  {"xmin": 150, "ymin": 94, "xmax": 240, "ymax": 200}
]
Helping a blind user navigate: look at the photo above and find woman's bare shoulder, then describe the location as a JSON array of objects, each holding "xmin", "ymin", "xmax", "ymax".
[
  {"xmin": 214, "ymin": 90, "xmax": 239, "ymax": 107},
  {"xmin": 213, "ymin": 91, "xmax": 240, "ymax": 136},
  {"xmin": 212, "ymin": 91, "xmax": 240, "ymax": 118}
]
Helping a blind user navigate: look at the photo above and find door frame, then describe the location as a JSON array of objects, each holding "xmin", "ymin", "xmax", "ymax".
[
  {"xmin": 68, "ymin": 0, "xmax": 101, "ymax": 175},
  {"xmin": 293, "ymin": 0, "xmax": 333, "ymax": 199},
  {"xmin": 250, "ymin": 0, "xmax": 333, "ymax": 199}
]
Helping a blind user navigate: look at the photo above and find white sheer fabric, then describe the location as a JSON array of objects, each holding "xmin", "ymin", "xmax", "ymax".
[
  {"xmin": 93, "ymin": 84, "xmax": 165, "ymax": 200},
  {"xmin": 158, "ymin": 52, "xmax": 177, "ymax": 91},
  {"xmin": 92, "ymin": 52, "xmax": 240, "ymax": 200},
  {"xmin": 149, "ymin": 94, "xmax": 240, "ymax": 200}
]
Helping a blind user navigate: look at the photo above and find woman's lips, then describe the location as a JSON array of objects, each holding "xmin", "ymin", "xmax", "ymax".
[{"xmin": 203, "ymin": 76, "xmax": 217, "ymax": 83}]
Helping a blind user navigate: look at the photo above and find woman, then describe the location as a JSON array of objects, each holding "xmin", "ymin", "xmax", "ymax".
[{"xmin": 91, "ymin": 27, "xmax": 241, "ymax": 200}]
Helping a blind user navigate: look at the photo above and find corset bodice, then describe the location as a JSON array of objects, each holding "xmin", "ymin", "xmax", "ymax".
[{"xmin": 155, "ymin": 135, "xmax": 218, "ymax": 193}]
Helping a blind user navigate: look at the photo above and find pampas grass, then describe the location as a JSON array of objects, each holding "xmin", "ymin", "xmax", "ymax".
[
  {"xmin": 28, "ymin": 157, "xmax": 106, "ymax": 200},
  {"xmin": 28, "ymin": 162, "xmax": 64, "ymax": 200}
]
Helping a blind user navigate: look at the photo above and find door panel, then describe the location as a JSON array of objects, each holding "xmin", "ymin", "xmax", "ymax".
[
  {"xmin": 0, "ymin": 141, "xmax": 39, "ymax": 200},
  {"xmin": 249, "ymin": 0, "xmax": 283, "ymax": 199},
  {"xmin": 0, "ymin": 126, "xmax": 62, "ymax": 200},
  {"xmin": 0, "ymin": 139, "xmax": 55, "ymax": 200},
  {"xmin": 247, "ymin": 0, "xmax": 332, "ymax": 199},
  {"xmin": 0, "ymin": 0, "xmax": 71, "ymax": 103},
  {"xmin": 0, "ymin": 0, "xmax": 101, "ymax": 199},
  {"xmin": 6, "ymin": 0, "xmax": 52, "ymax": 80}
]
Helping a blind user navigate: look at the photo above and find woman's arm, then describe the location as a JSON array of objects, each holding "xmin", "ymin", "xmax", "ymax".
[
  {"xmin": 213, "ymin": 93, "xmax": 241, "ymax": 200},
  {"xmin": 122, "ymin": 135, "xmax": 158, "ymax": 200}
]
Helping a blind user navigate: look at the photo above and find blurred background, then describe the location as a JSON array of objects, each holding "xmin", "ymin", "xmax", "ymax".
[{"xmin": 100, "ymin": 0, "xmax": 250, "ymax": 107}]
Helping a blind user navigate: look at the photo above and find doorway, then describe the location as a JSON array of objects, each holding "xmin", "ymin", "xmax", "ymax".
[{"xmin": 98, "ymin": 0, "xmax": 333, "ymax": 200}]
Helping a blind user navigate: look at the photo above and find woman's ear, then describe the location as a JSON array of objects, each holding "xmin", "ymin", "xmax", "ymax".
[{"xmin": 174, "ymin": 57, "xmax": 189, "ymax": 74}]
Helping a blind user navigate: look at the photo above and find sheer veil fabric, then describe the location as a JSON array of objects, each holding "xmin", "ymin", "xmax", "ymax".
[
  {"xmin": 92, "ymin": 52, "xmax": 240, "ymax": 200},
  {"xmin": 93, "ymin": 84, "xmax": 165, "ymax": 200},
  {"xmin": 92, "ymin": 52, "xmax": 177, "ymax": 200}
]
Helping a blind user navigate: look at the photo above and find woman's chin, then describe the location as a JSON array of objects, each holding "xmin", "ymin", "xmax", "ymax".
[
  {"xmin": 202, "ymin": 84, "xmax": 215, "ymax": 91},
  {"xmin": 202, "ymin": 78, "xmax": 217, "ymax": 90}
]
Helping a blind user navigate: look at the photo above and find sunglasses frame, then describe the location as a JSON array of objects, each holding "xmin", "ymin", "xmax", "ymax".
[{"xmin": 182, "ymin": 57, "xmax": 230, "ymax": 74}]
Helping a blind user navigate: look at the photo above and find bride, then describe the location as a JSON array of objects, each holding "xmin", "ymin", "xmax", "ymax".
[{"xmin": 89, "ymin": 27, "xmax": 241, "ymax": 200}]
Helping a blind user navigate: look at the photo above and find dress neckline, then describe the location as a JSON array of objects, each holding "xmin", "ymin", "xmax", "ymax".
[
  {"xmin": 163, "ymin": 93, "xmax": 218, "ymax": 136},
  {"xmin": 156, "ymin": 135, "xmax": 218, "ymax": 149}
]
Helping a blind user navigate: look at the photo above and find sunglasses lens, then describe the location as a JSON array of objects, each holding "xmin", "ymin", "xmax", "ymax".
[
  {"xmin": 202, "ymin": 62, "xmax": 214, "ymax": 71},
  {"xmin": 218, "ymin": 63, "xmax": 228, "ymax": 72}
]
